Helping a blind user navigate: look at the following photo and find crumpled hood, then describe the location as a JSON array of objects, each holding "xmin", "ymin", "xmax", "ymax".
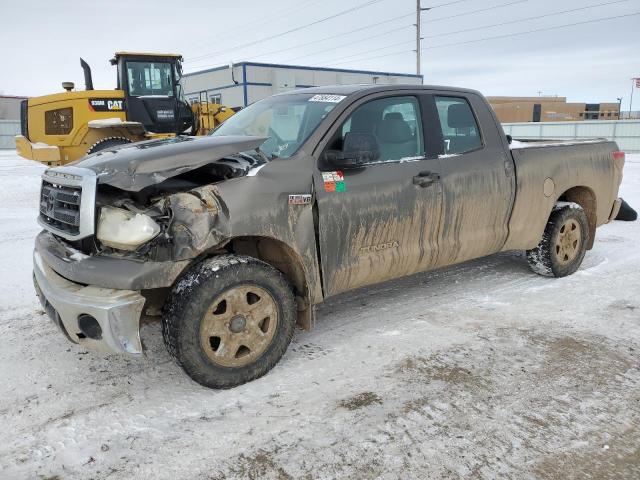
[{"xmin": 68, "ymin": 135, "xmax": 267, "ymax": 192}]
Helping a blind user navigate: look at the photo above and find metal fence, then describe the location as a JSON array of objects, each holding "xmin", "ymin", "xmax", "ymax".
[
  {"xmin": 2, "ymin": 118, "xmax": 640, "ymax": 153},
  {"xmin": 0, "ymin": 120, "xmax": 20, "ymax": 149},
  {"xmin": 502, "ymin": 119, "xmax": 640, "ymax": 154}
]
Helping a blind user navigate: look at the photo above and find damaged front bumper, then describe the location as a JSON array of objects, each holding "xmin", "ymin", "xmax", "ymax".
[{"xmin": 33, "ymin": 250, "xmax": 146, "ymax": 354}]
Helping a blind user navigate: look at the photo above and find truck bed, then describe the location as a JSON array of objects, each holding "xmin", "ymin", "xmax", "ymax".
[{"xmin": 502, "ymin": 138, "xmax": 621, "ymax": 251}]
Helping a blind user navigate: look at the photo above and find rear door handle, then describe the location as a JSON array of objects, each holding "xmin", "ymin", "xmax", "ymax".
[{"xmin": 413, "ymin": 171, "xmax": 440, "ymax": 187}]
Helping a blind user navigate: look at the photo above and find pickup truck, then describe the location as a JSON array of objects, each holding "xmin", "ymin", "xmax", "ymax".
[{"xmin": 32, "ymin": 85, "xmax": 625, "ymax": 388}]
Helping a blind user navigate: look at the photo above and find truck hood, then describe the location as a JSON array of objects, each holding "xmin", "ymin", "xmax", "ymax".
[{"xmin": 69, "ymin": 135, "xmax": 267, "ymax": 192}]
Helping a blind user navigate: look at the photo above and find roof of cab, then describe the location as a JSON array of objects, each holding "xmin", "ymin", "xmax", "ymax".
[
  {"xmin": 277, "ymin": 84, "xmax": 481, "ymax": 97},
  {"xmin": 113, "ymin": 52, "xmax": 183, "ymax": 59}
]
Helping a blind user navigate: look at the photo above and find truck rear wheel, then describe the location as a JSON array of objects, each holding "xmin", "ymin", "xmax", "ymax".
[
  {"xmin": 162, "ymin": 255, "xmax": 296, "ymax": 389},
  {"xmin": 526, "ymin": 202, "xmax": 589, "ymax": 278}
]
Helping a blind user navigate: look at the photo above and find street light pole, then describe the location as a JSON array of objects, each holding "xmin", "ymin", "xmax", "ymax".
[
  {"xmin": 629, "ymin": 78, "xmax": 636, "ymax": 120},
  {"xmin": 617, "ymin": 97, "xmax": 623, "ymax": 119}
]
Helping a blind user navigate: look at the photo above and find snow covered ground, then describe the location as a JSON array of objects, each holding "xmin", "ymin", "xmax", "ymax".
[{"xmin": 0, "ymin": 150, "xmax": 638, "ymax": 479}]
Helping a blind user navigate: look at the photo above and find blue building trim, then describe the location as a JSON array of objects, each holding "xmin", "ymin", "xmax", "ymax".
[
  {"xmin": 183, "ymin": 64, "xmax": 231, "ymax": 77},
  {"xmin": 184, "ymin": 82, "xmax": 275, "ymax": 98},
  {"xmin": 184, "ymin": 61, "xmax": 423, "ymax": 81},
  {"xmin": 185, "ymin": 83, "xmax": 239, "ymax": 95}
]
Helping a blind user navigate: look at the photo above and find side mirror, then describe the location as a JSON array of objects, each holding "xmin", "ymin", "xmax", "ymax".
[
  {"xmin": 323, "ymin": 132, "xmax": 380, "ymax": 169},
  {"xmin": 506, "ymin": 134, "xmax": 513, "ymax": 144}
]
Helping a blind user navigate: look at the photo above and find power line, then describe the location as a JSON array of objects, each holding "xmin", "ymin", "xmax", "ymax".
[
  {"xmin": 188, "ymin": 15, "xmax": 414, "ymax": 68},
  {"xmin": 285, "ymin": 24, "xmax": 413, "ymax": 63},
  {"xmin": 299, "ymin": 39, "xmax": 414, "ymax": 66},
  {"xmin": 425, "ymin": 0, "xmax": 531, "ymax": 23},
  {"xmin": 186, "ymin": 0, "xmax": 532, "ymax": 70},
  {"xmin": 423, "ymin": 0, "xmax": 472, "ymax": 8},
  {"xmin": 328, "ymin": 11, "xmax": 640, "ymax": 66},
  {"xmin": 242, "ymin": 0, "xmax": 320, "ymax": 30},
  {"xmin": 276, "ymin": 0, "xmax": 536, "ymax": 63},
  {"xmin": 425, "ymin": 10, "xmax": 640, "ymax": 50},
  {"xmin": 282, "ymin": 0, "xmax": 608, "ymax": 65},
  {"xmin": 423, "ymin": 0, "xmax": 631, "ymax": 39},
  {"xmin": 186, "ymin": 0, "xmax": 388, "ymax": 63},
  {"xmin": 185, "ymin": 0, "xmax": 321, "ymax": 61}
]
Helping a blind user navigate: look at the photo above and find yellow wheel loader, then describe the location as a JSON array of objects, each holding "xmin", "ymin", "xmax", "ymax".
[{"xmin": 15, "ymin": 52, "xmax": 235, "ymax": 165}]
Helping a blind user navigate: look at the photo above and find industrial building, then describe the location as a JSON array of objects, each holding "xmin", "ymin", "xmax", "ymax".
[
  {"xmin": 488, "ymin": 96, "xmax": 621, "ymax": 123},
  {"xmin": 181, "ymin": 61, "xmax": 423, "ymax": 108},
  {"xmin": 0, "ymin": 95, "xmax": 28, "ymax": 120}
]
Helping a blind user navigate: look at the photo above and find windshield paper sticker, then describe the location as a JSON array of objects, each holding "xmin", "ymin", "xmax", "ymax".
[
  {"xmin": 309, "ymin": 94, "xmax": 346, "ymax": 103},
  {"xmin": 322, "ymin": 171, "xmax": 346, "ymax": 192}
]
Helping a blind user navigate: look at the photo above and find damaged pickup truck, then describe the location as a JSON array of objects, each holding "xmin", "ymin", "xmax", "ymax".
[{"xmin": 33, "ymin": 85, "xmax": 625, "ymax": 388}]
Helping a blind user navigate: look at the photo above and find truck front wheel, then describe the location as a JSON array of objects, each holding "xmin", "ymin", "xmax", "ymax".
[
  {"xmin": 162, "ymin": 255, "xmax": 296, "ymax": 389},
  {"xmin": 526, "ymin": 202, "xmax": 589, "ymax": 278}
]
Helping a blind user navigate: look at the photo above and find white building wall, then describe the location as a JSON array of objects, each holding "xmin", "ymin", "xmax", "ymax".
[
  {"xmin": 182, "ymin": 66, "xmax": 245, "ymax": 107},
  {"xmin": 182, "ymin": 62, "xmax": 422, "ymax": 109},
  {"xmin": 0, "ymin": 97, "xmax": 27, "ymax": 120},
  {"xmin": 0, "ymin": 120, "xmax": 20, "ymax": 149}
]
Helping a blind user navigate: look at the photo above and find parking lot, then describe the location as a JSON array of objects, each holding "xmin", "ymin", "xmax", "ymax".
[{"xmin": 0, "ymin": 150, "xmax": 639, "ymax": 479}]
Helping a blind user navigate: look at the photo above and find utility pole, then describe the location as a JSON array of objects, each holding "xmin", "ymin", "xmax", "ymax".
[{"xmin": 416, "ymin": 1, "xmax": 430, "ymax": 76}]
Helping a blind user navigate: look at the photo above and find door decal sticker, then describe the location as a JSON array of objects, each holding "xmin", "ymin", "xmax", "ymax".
[{"xmin": 322, "ymin": 171, "xmax": 346, "ymax": 192}]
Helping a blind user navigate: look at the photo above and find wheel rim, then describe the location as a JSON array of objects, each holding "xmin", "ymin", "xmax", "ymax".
[
  {"xmin": 199, "ymin": 284, "xmax": 278, "ymax": 367},
  {"xmin": 554, "ymin": 218, "xmax": 582, "ymax": 265}
]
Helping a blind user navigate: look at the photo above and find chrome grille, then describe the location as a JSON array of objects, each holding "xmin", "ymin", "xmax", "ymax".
[{"xmin": 40, "ymin": 181, "xmax": 82, "ymax": 235}]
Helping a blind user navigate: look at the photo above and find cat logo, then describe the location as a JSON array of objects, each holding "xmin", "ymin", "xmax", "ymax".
[
  {"xmin": 88, "ymin": 98, "xmax": 126, "ymax": 112},
  {"xmin": 359, "ymin": 241, "xmax": 400, "ymax": 255},
  {"xmin": 107, "ymin": 100, "xmax": 124, "ymax": 111}
]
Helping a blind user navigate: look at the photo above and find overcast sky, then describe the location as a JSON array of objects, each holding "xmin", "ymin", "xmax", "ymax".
[{"xmin": 1, "ymin": 0, "xmax": 639, "ymax": 107}]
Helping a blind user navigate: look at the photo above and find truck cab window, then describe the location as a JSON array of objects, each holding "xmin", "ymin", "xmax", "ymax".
[
  {"xmin": 126, "ymin": 61, "xmax": 174, "ymax": 97},
  {"xmin": 337, "ymin": 96, "xmax": 424, "ymax": 163},
  {"xmin": 435, "ymin": 96, "xmax": 482, "ymax": 155}
]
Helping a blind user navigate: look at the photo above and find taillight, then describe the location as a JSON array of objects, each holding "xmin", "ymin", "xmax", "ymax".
[
  {"xmin": 611, "ymin": 150, "xmax": 625, "ymax": 183},
  {"xmin": 612, "ymin": 151, "xmax": 625, "ymax": 162}
]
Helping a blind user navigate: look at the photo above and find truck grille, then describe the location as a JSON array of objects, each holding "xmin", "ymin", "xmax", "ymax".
[{"xmin": 39, "ymin": 181, "xmax": 82, "ymax": 235}]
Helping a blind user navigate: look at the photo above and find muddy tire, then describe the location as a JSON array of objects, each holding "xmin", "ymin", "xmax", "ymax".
[
  {"xmin": 526, "ymin": 203, "xmax": 589, "ymax": 278},
  {"xmin": 87, "ymin": 137, "xmax": 131, "ymax": 155},
  {"xmin": 163, "ymin": 255, "xmax": 296, "ymax": 389}
]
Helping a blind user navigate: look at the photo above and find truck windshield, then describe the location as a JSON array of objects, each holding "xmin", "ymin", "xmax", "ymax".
[{"xmin": 210, "ymin": 94, "xmax": 343, "ymax": 158}]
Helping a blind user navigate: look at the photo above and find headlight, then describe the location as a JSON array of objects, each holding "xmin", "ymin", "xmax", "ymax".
[{"xmin": 96, "ymin": 206, "xmax": 160, "ymax": 251}]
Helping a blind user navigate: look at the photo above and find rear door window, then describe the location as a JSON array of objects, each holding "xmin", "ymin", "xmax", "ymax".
[{"xmin": 434, "ymin": 96, "xmax": 482, "ymax": 155}]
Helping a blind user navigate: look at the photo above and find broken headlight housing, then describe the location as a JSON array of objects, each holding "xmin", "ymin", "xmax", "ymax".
[{"xmin": 96, "ymin": 206, "xmax": 160, "ymax": 251}]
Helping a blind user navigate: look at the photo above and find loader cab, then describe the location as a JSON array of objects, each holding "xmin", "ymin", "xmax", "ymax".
[{"xmin": 111, "ymin": 52, "xmax": 193, "ymax": 134}]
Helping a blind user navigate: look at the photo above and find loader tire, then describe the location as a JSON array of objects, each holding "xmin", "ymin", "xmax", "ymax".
[
  {"xmin": 526, "ymin": 202, "xmax": 589, "ymax": 278},
  {"xmin": 163, "ymin": 255, "xmax": 296, "ymax": 389},
  {"xmin": 87, "ymin": 137, "xmax": 131, "ymax": 155}
]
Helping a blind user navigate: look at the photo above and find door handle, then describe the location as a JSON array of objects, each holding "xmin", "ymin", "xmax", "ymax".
[{"xmin": 413, "ymin": 171, "xmax": 440, "ymax": 187}]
